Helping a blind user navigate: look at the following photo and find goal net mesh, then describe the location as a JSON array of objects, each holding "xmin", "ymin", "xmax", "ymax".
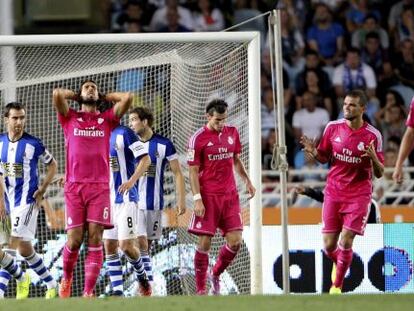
[{"xmin": 0, "ymin": 38, "xmax": 252, "ymax": 298}]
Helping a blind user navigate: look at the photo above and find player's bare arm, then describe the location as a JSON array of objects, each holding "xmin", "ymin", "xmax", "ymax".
[
  {"xmin": 393, "ymin": 126, "xmax": 414, "ymax": 184},
  {"xmin": 233, "ymin": 153, "xmax": 256, "ymax": 199},
  {"xmin": 0, "ymin": 175, "xmax": 7, "ymax": 220},
  {"xmin": 189, "ymin": 165, "xmax": 205, "ymax": 218},
  {"xmin": 299, "ymin": 135, "xmax": 329, "ymax": 164},
  {"xmin": 106, "ymin": 92, "xmax": 133, "ymax": 118},
  {"xmin": 52, "ymin": 88, "xmax": 74, "ymax": 117},
  {"xmin": 169, "ymin": 159, "xmax": 186, "ymax": 216},
  {"xmin": 361, "ymin": 140, "xmax": 384, "ymax": 178},
  {"xmin": 33, "ymin": 158, "xmax": 58, "ymax": 206},
  {"xmin": 118, "ymin": 154, "xmax": 151, "ymax": 194}
]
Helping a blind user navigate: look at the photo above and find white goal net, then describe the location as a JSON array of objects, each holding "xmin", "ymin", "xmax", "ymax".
[{"xmin": 0, "ymin": 32, "xmax": 261, "ymax": 298}]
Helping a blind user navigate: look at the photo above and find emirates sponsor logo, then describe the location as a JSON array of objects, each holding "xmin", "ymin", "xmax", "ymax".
[{"xmin": 74, "ymin": 127, "xmax": 105, "ymax": 137}]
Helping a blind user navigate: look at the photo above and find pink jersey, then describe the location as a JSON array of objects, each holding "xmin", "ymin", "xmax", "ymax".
[
  {"xmin": 58, "ymin": 107, "xmax": 119, "ymax": 183},
  {"xmin": 187, "ymin": 125, "xmax": 241, "ymax": 194},
  {"xmin": 317, "ymin": 119, "xmax": 384, "ymax": 200},
  {"xmin": 406, "ymin": 96, "xmax": 414, "ymax": 128}
]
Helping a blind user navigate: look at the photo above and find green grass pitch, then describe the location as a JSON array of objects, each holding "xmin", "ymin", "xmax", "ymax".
[{"xmin": 1, "ymin": 294, "xmax": 414, "ymax": 311}]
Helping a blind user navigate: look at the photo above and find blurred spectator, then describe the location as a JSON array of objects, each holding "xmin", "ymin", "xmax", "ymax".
[
  {"xmin": 345, "ymin": 0, "xmax": 380, "ymax": 34},
  {"xmin": 351, "ymin": 13, "xmax": 389, "ymax": 50},
  {"xmin": 261, "ymin": 86, "xmax": 277, "ymax": 138},
  {"xmin": 277, "ymin": 7, "xmax": 306, "ymax": 87},
  {"xmin": 233, "ymin": 0, "xmax": 266, "ymax": 45},
  {"xmin": 310, "ymin": 0, "xmax": 346, "ymax": 12},
  {"xmin": 360, "ymin": 31, "xmax": 389, "ymax": 78},
  {"xmin": 375, "ymin": 89, "xmax": 405, "ymax": 121},
  {"xmin": 125, "ymin": 18, "xmax": 144, "ymax": 32},
  {"xmin": 158, "ymin": 7, "xmax": 192, "ymax": 32},
  {"xmin": 292, "ymin": 91, "xmax": 330, "ymax": 147},
  {"xmin": 306, "ymin": 3, "xmax": 345, "ymax": 66},
  {"xmin": 193, "ymin": 0, "xmax": 225, "ymax": 31},
  {"xmin": 393, "ymin": 6, "xmax": 414, "ymax": 49},
  {"xmin": 375, "ymin": 101, "xmax": 407, "ymax": 150},
  {"xmin": 295, "ymin": 50, "xmax": 332, "ymax": 95},
  {"xmin": 149, "ymin": 0, "xmax": 194, "ymax": 31},
  {"xmin": 393, "ymin": 38, "xmax": 414, "ymax": 90},
  {"xmin": 295, "ymin": 68, "xmax": 336, "ymax": 118},
  {"xmin": 332, "ymin": 48, "xmax": 377, "ymax": 96},
  {"xmin": 262, "ymin": 128, "xmax": 277, "ymax": 170},
  {"xmin": 388, "ymin": 0, "xmax": 414, "ymax": 34},
  {"xmin": 276, "ymin": 0, "xmax": 308, "ymax": 31},
  {"xmin": 113, "ymin": 0, "xmax": 144, "ymax": 32},
  {"xmin": 374, "ymin": 147, "xmax": 409, "ymax": 203}
]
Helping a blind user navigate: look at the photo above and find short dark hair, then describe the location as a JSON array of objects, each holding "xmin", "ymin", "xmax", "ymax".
[
  {"xmin": 365, "ymin": 31, "xmax": 380, "ymax": 41},
  {"xmin": 206, "ymin": 99, "xmax": 228, "ymax": 115},
  {"xmin": 130, "ymin": 106, "xmax": 154, "ymax": 127},
  {"xmin": 4, "ymin": 102, "xmax": 26, "ymax": 117},
  {"xmin": 345, "ymin": 89, "xmax": 368, "ymax": 107}
]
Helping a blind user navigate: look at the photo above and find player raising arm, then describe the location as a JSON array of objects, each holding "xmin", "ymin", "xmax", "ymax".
[
  {"xmin": 300, "ymin": 89, "xmax": 384, "ymax": 294},
  {"xmin": 187, "ymin": 99, "xmax": 255, "ymax": 295},
  {"xmin": 53, "ymin": 80, "xmax": 132, "ymax": 297},
  {"xmin": 0, "ymin": 102, "xmax": 58, "ymax": 299}
]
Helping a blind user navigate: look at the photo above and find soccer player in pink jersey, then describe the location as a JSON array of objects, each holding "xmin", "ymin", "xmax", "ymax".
[
  {"xmin": 187, "ymin": 99, "xmax": 256, "ymax": 295},
  {"xmin": 393, "ymin": 96, "xmax": 414, "ymax": 184},
  {"xmin": 53, "ymin": 80, "xmax": 132, "ymax": 297},
  {"xmin": 300, "ymin": 89, "xmax": 384, "ymax": 294}
]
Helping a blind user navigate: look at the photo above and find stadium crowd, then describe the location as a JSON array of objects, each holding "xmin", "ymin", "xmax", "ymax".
[{"xmin": 105, "ymin": 0, "xmax": 414, "ymax": 202}]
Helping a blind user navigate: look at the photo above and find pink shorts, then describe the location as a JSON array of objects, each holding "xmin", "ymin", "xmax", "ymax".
[
  {"xmin": 322, "ymin": 194, "xmax": 371, "ymax": 236},
  {"xmin": 64, "ymin": 182, "xmax": 113, "ymax": 230},
  {"xmin": 188, "ymin": 191, "xmax": 242, "ymax": 236}
]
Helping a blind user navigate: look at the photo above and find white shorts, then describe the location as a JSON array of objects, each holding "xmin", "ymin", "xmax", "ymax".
[
  {"xmin": 10, "ymin": 203, "xmax": 39, "ymax": 241},
  {"xmin": 137, "ymin": 209, "xmax": 162, "ymax": 240},
  {"xmin": 103, "ymin": 202, "xmax": 138, "ymax": 241}
]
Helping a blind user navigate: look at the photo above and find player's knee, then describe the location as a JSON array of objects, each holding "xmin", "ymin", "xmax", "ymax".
[
  {"xmin": 119, "ymin": 240, "xmax": 134, "ymax": 255},
  {"xmin": 198, "ymin": 239, "xmax": 211, "ymax": 252},
  {"xmin": 67, "ymin": 237, "xmax": 82, "ymax": 250},
  {"xmin": 228, "ymin": 241, "xmax": 241, "ymax": 253}
]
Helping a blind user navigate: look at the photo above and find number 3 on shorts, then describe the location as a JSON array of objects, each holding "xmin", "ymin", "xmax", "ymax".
[{"xmin": 103, "ymin": 207, "xmax": 109, "ymax": 220}]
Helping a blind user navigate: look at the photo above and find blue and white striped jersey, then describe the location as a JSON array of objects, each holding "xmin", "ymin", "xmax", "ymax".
[
  {"xmin": 138, "ymin": 133, "xmax": 178, "ymax": 210},
  {"xmin": 0, "ymin": 132, "xmax": 53, "ymax": 211},
  {"xmin": 109, "ymin": 125, "xmax": 148, "ymax": 204}
]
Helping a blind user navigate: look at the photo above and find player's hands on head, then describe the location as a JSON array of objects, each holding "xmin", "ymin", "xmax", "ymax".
[{"xmin": 194, "ymin": 200, "xmax": 205, "ymax": 218}]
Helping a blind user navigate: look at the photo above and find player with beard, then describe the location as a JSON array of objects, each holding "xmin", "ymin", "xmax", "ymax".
[
  {"xmin": 300, "ymin": 89, "xmax": 384, "ymax": 294},
  {"xmin": 53, "ymin": 80, "xmax": 132, "ymax": 297}
]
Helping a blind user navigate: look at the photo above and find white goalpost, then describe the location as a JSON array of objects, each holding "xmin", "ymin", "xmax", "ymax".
[{"xmin": 0, "ymin": 32, "xmax": 262, "ymax": 297}]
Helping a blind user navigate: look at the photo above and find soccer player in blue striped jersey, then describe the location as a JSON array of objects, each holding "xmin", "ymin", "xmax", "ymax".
[
  {"xmin": 99, "ymin": 101, "xmax": 152, "ymax": 296},
  {"xmin": 129, "ymin": 107, "xmax": 186, "ymax": 285},
  {"xmin": 0, "ymin": 102, "xmax": 58, "ymax": 299}
]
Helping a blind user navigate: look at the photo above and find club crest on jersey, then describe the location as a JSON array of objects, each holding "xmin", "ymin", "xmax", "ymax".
[
  {"xmin": 196, "ymin": 221, "xmax": 202, "ymax": 229},
  {"xmin": 155, "ymin": 151, "xmax": 160, "ymax": 157},
  {"xmin": 97, "ymin": 118, "xmax": 104, "ymax": 124},
  {"xmin": 357, "ymin": 142, "xmax": 365, "ymax": 151},
  {"xmin": 187, "ymin": 148, "xmax": 195, "ymax": 161},
  {"xmin": 228, "ymin": 136, "xmax": 234, "ymax": 145},
  {"xmin": 77, "ymin": 117, "xmax": 84, "ymax": 122}
]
